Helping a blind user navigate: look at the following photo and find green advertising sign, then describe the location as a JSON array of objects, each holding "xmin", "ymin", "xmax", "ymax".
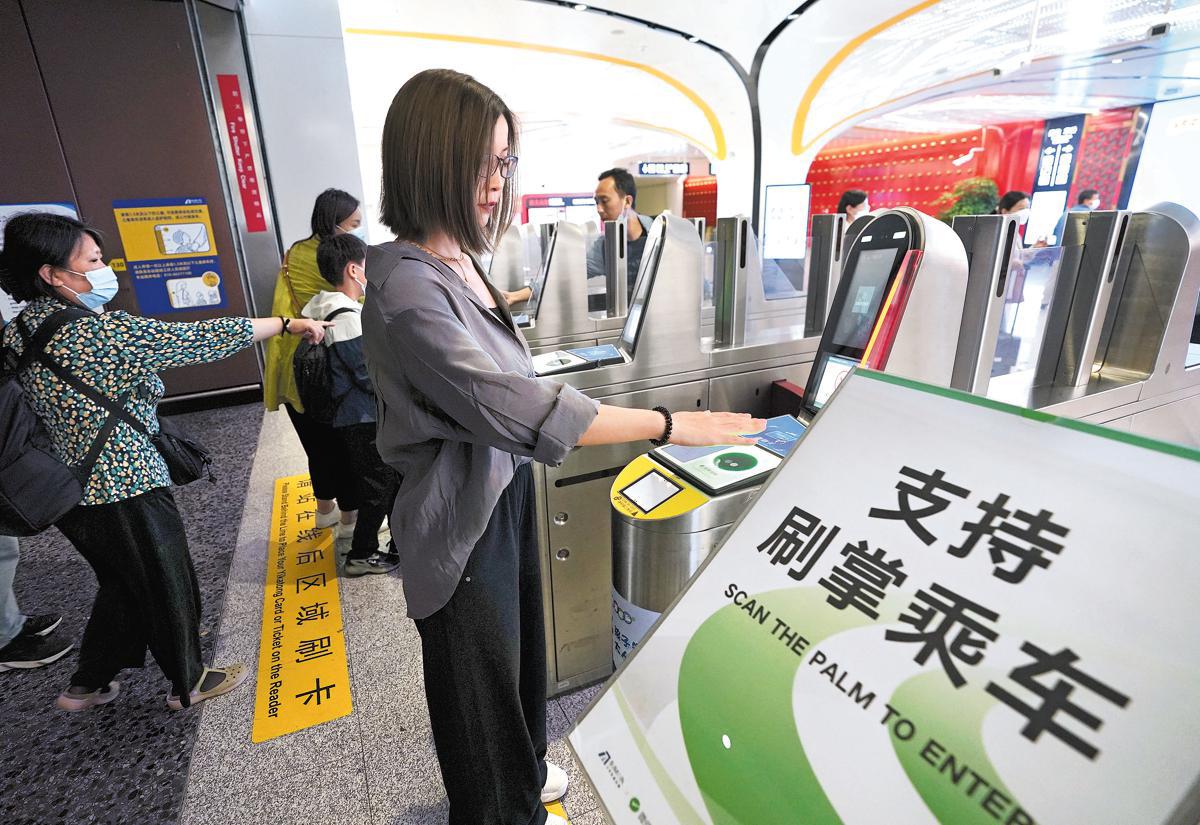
[{"xmin": 570, "ymin": 370, "xmax": 1200, "ymax": 825}]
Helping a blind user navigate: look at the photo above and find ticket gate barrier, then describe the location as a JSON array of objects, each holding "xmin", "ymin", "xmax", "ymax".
[
  {"xmin": 610, "ymin": 416, "xmax": 806, "ymax": 664},
  {"xmin": 538, "ymin": 213, "xmax": 827, "ymax": 695},
  {"xmin": 607, "ymin": 206, "xmax": 975, "ymax": 660}
]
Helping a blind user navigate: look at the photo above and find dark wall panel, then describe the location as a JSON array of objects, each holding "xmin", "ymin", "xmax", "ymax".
[
  {"xmin": 20, "ymin": 0, "xmax": 260, "ymax": 396},
  {"xmin": 0, "ymin": 0, "xmax": 74, "ymax": 203}
]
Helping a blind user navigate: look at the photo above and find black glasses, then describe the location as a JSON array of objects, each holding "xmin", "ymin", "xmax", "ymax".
[{"xmin": 482, "ymin": 154, "xmax": 519, "ymax": 179}]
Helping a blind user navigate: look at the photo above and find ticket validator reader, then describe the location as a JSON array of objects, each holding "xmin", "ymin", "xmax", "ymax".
[{"xmin": 609, "ymin": 207, "xmax": 970, "ymax": 665}]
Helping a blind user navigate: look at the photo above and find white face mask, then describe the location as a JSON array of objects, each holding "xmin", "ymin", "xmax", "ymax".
[{"xmin": 1015, "ymin": 208, "xmax": 1031, "ymax": 227}]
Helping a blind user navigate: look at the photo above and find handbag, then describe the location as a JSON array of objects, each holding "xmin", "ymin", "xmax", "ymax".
[
  {"xmin": 150, "ymin": 415, "xmax": 214, "ymax": 485},
  {"xmin": 23, "ymin": 335, "xmax": 214, "ymax": 486}
]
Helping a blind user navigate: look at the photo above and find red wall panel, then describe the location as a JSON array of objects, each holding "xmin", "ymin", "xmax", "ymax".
[
  {"xmin": 807, "ymin": 120, "xmax": 1045, "ymax": 216},
  {"xmin": 1069, "ymin": 107, "xmax": 1140, "ymax": 210},
  {"xmin": 683, "ymin": 175, "xmax": 718, "ymax": 228}
]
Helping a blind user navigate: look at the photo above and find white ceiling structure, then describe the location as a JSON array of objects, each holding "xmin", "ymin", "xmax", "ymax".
[{"xmin": 333, "ymin": 0, "xmax": 1200, "ymax": 221}]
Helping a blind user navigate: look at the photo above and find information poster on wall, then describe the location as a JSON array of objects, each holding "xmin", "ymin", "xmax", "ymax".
[
  {"xmin": 570, "ymin": 369, "xmax": 1200, "ymax": 825},
  {"xmin": 112, "ymin": 197, "xmax": 227, "ymax": 314},
  {"xmin": 0, "ymin": 202, "xmax": 79, "ymax": 322}
]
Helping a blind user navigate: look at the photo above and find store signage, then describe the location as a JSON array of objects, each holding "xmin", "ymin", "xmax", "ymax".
[
  {"xmin": 1026, "ymin": 114, "xmax": 1086, "ymax": 245},
  {"xmin": 638, "ymin": 161, "xmax": 690, "ymax": 176},
  {"xmin": 216, "ymin": 74, "xmax": 267, "ymax": 233},
  {"xmin": 570, "ymin": 369, "xmax": 1200, "ymax": 825}
]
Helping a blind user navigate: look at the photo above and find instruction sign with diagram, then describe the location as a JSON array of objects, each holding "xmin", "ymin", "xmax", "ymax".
[
  {"xmin": 570, "ymin": 369, "xmax": 1200, "ymax": 825},
  {"xmin": 113, "ymin": 197, "xmax": 227, "ymax": 314}
]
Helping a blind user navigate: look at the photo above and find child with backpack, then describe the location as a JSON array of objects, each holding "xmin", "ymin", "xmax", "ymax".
[{"xmin": 298, "ymin": 234, "xmax": 400, "ymax": 576}]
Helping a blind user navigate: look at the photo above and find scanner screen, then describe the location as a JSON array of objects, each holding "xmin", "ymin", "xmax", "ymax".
[{"xmin": 831, "ymin": 248, "xmax": 898, "ymax": 350}]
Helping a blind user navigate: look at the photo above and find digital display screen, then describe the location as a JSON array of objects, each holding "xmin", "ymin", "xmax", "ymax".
[
  {"xmin": 619, "ymin": 220, "xmax": 665, "ymax": 352},
  {"xmin": 754, "ymin": 415, "xmax": 808, "ymax": 458},
  {"xmin": 1026, "ymin": 190, "xmax": 1068, "ymax": 246},
  {"xmin": 830, "ymin": 247, "xmax": 898, "ymax": 350},
  {"xmin": 762, "ymin": 184, "xmax": 811, "ymax": 260},
  {"xmin": 621, "ymin": 471, "xmax": 683, "ymax": 513},
  {"xmin": 526, "ymin": 228, "xmax": 557, "ymax": 320},
  {"xmin": 566, "ymin": 344, "xmax": 624, "ymax": 365},
  {"xmin": 810, "ymin": 355, "xmax": 858, "ymax": 410}
]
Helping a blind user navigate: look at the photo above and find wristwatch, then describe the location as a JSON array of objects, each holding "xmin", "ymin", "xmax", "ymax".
[
  {"xmin": 280, "ymin": 316, "xmax": 291, "ymax": 335},
  {"xmin": 650, "ymin": 406, "xmax": 673, "ymax": 446}
]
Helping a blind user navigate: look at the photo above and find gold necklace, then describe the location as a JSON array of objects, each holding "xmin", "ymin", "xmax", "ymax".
[
  {"xmin": 409, "ymin": 241, "xmax": 469, "ymax": 283},
  {"xmin": 411, "ymin": 240, "xmax": 465, "ymax": 266}
]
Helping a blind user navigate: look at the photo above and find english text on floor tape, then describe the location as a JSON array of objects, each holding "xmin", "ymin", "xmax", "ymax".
[{"xmin": 252, "ymin": 474, "xmax": 352, "ymax": 742}]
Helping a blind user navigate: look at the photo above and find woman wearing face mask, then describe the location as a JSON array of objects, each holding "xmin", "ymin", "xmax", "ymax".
[
  {"xmin": 263, "ymin": 188, "xmax": 366, "ymax": 535},
  {"xmin": 364, "ymin": 68, "xmax": 764, "ymax": 825},
  {"xmin": 0, "ymin": 212, "xmax": 328, "ymax": 712},
  {"xmin": 995, "ymin": 190, "xmax": 1044, "ymax": 313},
  {"xmin": 836, "ymin": 189, "xmax": 871, "ymax": 222}
]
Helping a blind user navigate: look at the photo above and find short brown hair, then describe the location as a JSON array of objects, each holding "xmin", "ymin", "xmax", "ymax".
[{"xmin": 380, "ymin": 69, "xmax": 518, "ymax": 255}]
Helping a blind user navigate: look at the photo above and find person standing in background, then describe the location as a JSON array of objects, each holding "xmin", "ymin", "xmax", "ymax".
[
  {"xmin": 585, "ymin": 168, "xmax": 653, "ymax": 299},
  {"xmin": 1051, "ymin": 188, "xmax": 1100, "ymax": 245},
  {"xmin": 263, "ymin": 188, "xmax": 365, "ymax": 534},
  {"xmin": 0, "ymin": 211, "xmax": 329, "ymax": 712},
  {"xmin": 0, "ymin": 535, "xmax": 73, "ymax": 671},
  {"xmin": 837, "ymin": 189, "xmax": 871, "ymax": 222},
  {"xmin": 304, "ymin": 234, "xmax": 401, "ymax": 576}
]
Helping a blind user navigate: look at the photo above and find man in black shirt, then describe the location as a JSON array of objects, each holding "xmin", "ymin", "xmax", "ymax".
[{"xmin": 586, "ymin": 168, "xmax": 653, "ymax": 307}]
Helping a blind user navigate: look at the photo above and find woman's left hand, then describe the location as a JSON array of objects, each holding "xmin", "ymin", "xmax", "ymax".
[
  {"xmin": 288, "ymin": 318, "xmax": 334, "ymax": 343},
  {"xmin": 503, "ymin": 287, "xmax": 532, "ymax": 306}
]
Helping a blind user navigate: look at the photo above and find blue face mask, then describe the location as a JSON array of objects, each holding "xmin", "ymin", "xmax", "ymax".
[
  {"xmin": 346, "ymin": 225, "xmax": 367, "ymax": 242},
  {"xmin": 62, "ymin": 265, "xmax": 119, "ymax": 312}
]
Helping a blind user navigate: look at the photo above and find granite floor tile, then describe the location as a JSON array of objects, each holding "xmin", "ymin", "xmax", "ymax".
[
  {"xmin": 557, "ymin": 682, "xmax": 606, "ymax": 727},
  {"xmin": 548, "ymin": 699, "xmax": 600, "ymax": 818},
  {"xmin": 569, "ymin": 806, "xmax": 616, "ymax": 825},
  {"xmin": 0, "ymin": 403, "xmax": 263, "ymax": 825},
  {"xmin": 180, "ymin": 752, "xmax": 371, "ymax": 825},
  {"xmin": 361, "ymin": 726, "xmax": 450, "ymax": 825}
]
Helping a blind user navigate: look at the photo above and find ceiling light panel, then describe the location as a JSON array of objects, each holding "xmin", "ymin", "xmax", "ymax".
[{"xmin": 801, "ymin": 0, "xmax": 1200, "ymax": 150}]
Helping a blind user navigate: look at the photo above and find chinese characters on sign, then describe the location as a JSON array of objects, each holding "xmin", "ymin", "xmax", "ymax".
[
  {"xmin": 748, "ymin": 464, "xmax": 1127, "ymax": 762},
  {"xmin": 216, "ymin": 74, "xmax": 267, "ymax": 232},
  {"xmin": 251, "ymin": 474, "xmax": 351, "ymax": 742}
]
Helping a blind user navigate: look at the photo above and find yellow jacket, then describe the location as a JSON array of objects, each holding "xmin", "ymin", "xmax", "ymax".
[{"xmin": 263, "ymin": 237, "xmax": 327, "ymax": 411}]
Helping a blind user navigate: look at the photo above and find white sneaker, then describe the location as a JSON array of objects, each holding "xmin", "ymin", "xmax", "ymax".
[
  {"xmin": 541, "ymin": 762, "xmax": 569, "ymax": 803},
  {"xmin": 545, "ymin": 814, "xmax": 568, "ymax": 825},
  {"xmin": 315, "ymin": 508, "xmax": 339, "ymax": 529}
]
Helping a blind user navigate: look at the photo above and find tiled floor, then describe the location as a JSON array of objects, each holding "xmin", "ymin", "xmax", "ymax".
[
  {"xmin": 178, "ymin": 410, "xmax": 611, "ymax": 825},
  {"xmin": 0, "ymin": 403, "xmax": 264, "ymax": 825}
]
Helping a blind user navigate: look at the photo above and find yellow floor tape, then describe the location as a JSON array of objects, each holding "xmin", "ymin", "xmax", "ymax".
[
  {"xmin": 545, "ymin": 800, "xmax": 569, "ymax": 822},
  {"xmin": 251, "ymin": 474, "xmax": 352, "ymax": 742}
]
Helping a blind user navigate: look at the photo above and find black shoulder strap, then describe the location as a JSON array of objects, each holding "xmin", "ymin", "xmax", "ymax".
[
  {"xmin": 14, "ymin": 307, "xmax": 135, "ymax": 480},
  {"xmin": 323, "ymin": 306, "xmax": 356, "ymax": 322},
  {"xmin": 13, "ymin": 307, "xmax": 90, "ymax": 373}
]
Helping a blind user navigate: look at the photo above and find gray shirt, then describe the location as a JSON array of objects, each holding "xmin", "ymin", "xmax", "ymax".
[{"xmin": 362, "ymin": 241, "xmax": 600, "ymax": 619}]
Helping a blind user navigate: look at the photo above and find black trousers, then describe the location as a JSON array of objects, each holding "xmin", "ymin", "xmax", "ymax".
[
  {"xmin": 284, "ymin": 403, "xmax": 360, "ymax": 507},
  {"xmin": 339, "ymin": 422, "xmax": 400, "ymax": 560},
  {"xmin": 55, "ymin": 486, "xmax": 203, "ymax": 704},
  {"xmin": 415, "ymin": 464, "xmax": 548, "ymax": 825}
]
